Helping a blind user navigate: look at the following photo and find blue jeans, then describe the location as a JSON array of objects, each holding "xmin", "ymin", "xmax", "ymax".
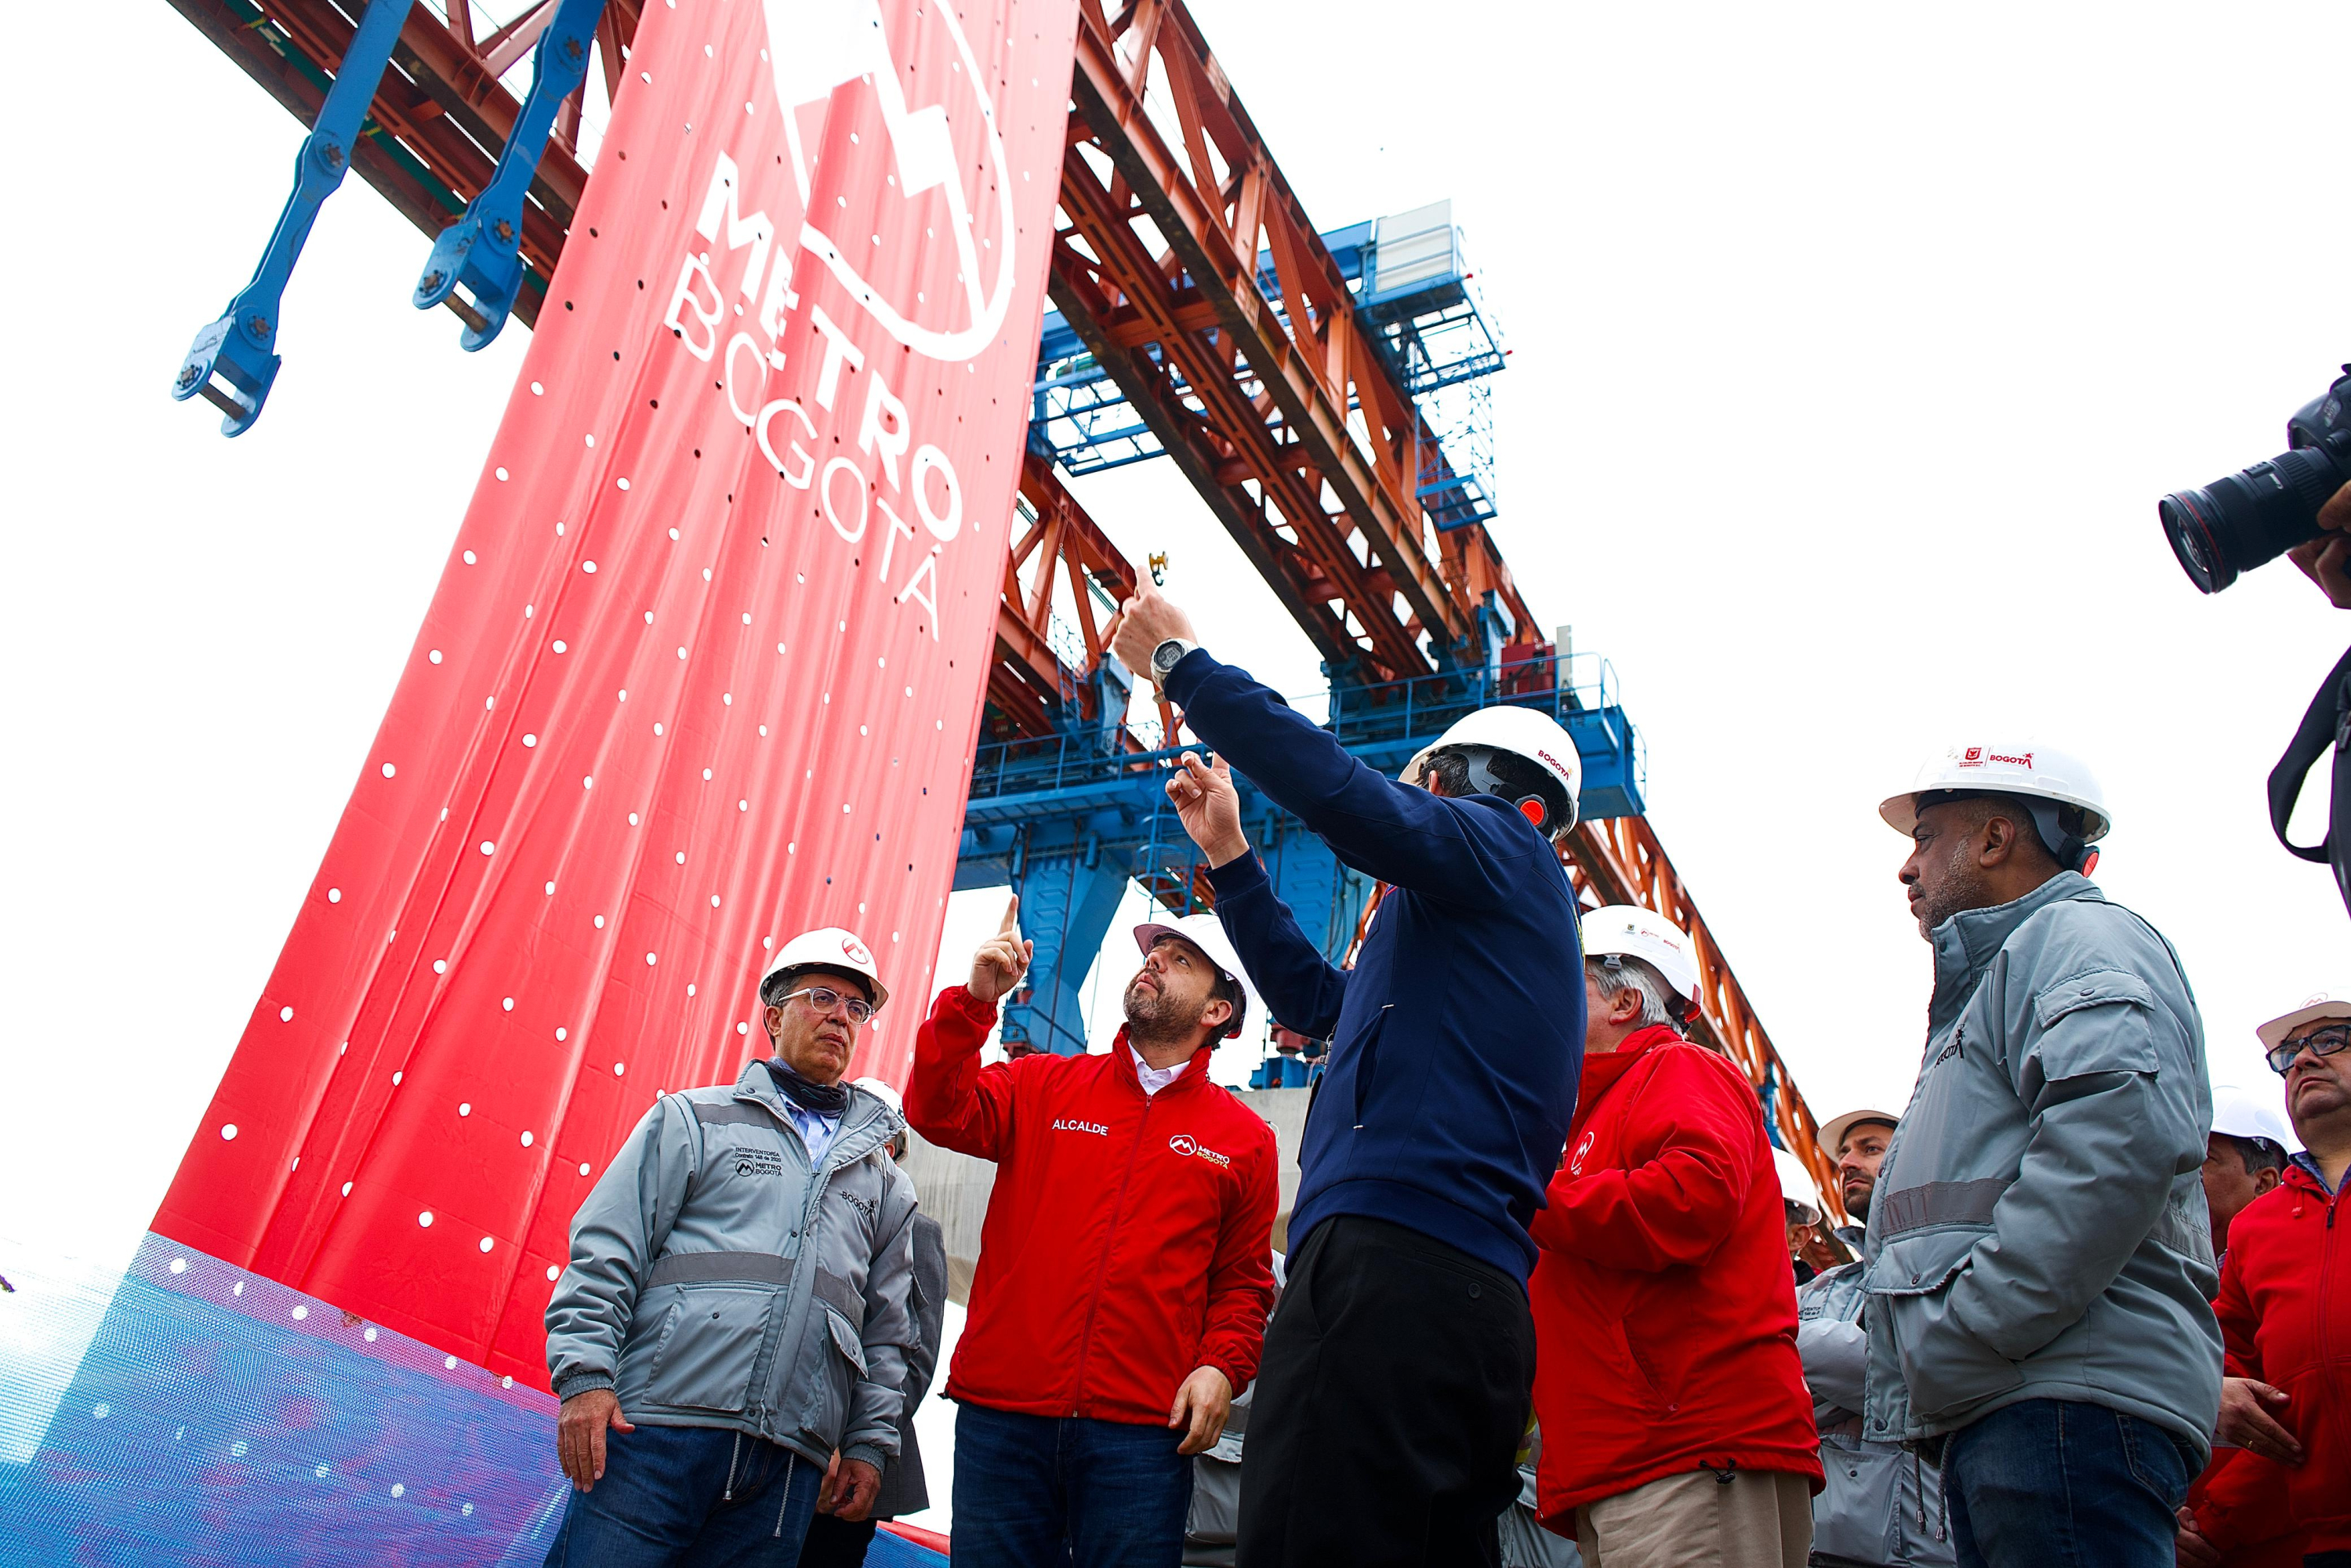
[
  {"xmin": 949, "ymin": 1401, "xmax": 1192, "ymax": 1568},
  {"xmin": 1943, "ymin": 1399, "xmax": 2196, "ymax": 1568},
  {"xmin": 542, "ymin": 1422, "xmax": 825, "ymax": 1568}
]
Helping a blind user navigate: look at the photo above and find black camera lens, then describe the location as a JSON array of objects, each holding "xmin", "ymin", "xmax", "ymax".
[{"xmin": 2158, "ymin": 445, "xmax": 2349, "ymax": 593}]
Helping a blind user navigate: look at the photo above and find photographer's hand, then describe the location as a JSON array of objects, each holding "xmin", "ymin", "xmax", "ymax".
[{"xmin": 2288, "ymin": 481, "xmax": 2351, "ymax": 607}]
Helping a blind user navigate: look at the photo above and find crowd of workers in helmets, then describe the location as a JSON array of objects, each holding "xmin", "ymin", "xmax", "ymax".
[{"xmin": 531, "ymin": 577, "xmax": 2351, "ymax": 1568}]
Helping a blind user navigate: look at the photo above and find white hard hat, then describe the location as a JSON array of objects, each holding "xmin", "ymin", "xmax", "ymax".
[
  {"xmin": 1772, "ymin": 1146, "xmax": 1823, "ymax": 1225},
  {"xmin": 2209, "ymin": 1085, "xmax": 2297, "ymax": 1154},
  {"xmin": 1879, "ymin": 742, "xmax": 2110, "ymax": 871},
  {"xmin": 1817, "ymin": 1108, "xmax": 1900, "ymax": 1159},
  {"xmin": 760, "ymin": 926, "xmax": 889, "ymax": 1013},
  {"xmin": 2255, "ymin": 992, "xmax": 2351, "ymax": 1051},
  {"xmin": 1580, "ymin": 905, "xmax": 1700, "ymax": 1014},
  {"xmin": 851, "ymin": 1075, "xmax": 905, "ymax": 1120},
  {"xmin": 1133, "ymin": 913, "xmax": 1264, "ymax": 1040},
  {"xmin": 1400, "ymin": 705, "xmax": 1582, "ymax": 840}
]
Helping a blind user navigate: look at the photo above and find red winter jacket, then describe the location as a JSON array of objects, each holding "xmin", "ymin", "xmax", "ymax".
[
  {"xmin": 2196, "ymin": 1163, "xmax": 2351, "ymax": 1554},
  {"xmin": 1529, "ymin": 1025, "xmax": 1822, "ymax": 1525},
  {"xmin": 905, "ymin": 985, "xmax": 1279, "ymax": 1427},
  {"xmin": 2182, "ymin": 1446, "xmax": 2303, "ymax": 1567}
]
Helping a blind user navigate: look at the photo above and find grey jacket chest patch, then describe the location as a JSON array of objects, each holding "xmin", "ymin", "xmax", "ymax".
[{"xmin": 733, "ymin": 1146, "xmax": 786, "ymax": 1178}]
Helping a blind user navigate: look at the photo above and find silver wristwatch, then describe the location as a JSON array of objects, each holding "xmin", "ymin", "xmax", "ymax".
[{"xmin": 1150, "ymin": 637, "xmax": 1198, "ymax": 684}]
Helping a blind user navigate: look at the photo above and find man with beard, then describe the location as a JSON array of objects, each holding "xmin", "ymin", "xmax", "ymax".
[
  {"xmin": 1795, "ymin": 1109, "xmax": 1950, "ymax": 1568},
  {"xmin": 906, "ymin": 900, "xmax": 1279, "ymax": 1568},
  {"xmin": 1863, "ymin": 746, "xmax": 2218, "ymax": 1568}
]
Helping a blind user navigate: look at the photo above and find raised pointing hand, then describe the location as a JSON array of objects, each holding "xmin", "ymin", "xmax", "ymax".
[
  {"xmin": 969, "ymin": 895, "xmax": 1033, "ymax": 1006},
  {"xmin": 1165, "ymin": 750, "xmax": 1249, "ymax": 866}
]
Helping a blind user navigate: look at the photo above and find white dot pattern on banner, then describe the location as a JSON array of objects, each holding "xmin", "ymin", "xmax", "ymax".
[{"xmin": 194, "ymin": 4, "xmax": 1065, "ymax": 1345}]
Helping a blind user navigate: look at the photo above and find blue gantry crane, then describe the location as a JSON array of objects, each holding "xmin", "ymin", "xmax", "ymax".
[{"xmin": 961, "ymin": 199, "xmax": 1645, "ymax": 1072}]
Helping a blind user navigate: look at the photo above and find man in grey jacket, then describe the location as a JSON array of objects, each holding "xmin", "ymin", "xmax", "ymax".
[
  {"xmin": 1866, "ymin": 746, "xmax": 2220, "ymax": 1568},
  {"xmin": 1797, "ymin": 1108, "xmax": 1950, "ymax": 1568},
  {"xmin": 542, "ymin": 926, "xmax": 920, "ymax": 1566}
]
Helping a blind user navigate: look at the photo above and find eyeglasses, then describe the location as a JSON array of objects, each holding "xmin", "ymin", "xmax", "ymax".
[
  {"xmin": 2266, "ymin": 1022, "xmax": 2351, "ymax": 1076},
  {"xmin": 774, "ymin": 986, "xmax": 873, "ymax": 1025}
]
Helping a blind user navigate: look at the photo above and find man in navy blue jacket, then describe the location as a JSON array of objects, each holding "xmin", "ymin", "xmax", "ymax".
[{"xmin": 1112, "ymin": 587, "xmax": 1587, "ymax": 1566}]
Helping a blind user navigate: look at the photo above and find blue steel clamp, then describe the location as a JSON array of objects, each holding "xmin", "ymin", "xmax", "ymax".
[
  {"xmin": 169, "ymin": 0, "xmax": 408, "ymax": 435},
  {"xmin": 415, "ymin": 0, "xmax": 608, "ymax": 350}
]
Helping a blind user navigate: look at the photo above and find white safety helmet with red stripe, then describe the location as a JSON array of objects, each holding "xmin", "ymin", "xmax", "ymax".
[
  {"xmin": 759, "ymin": 926, "xmax": 890, "ymax": 1013},
  {"xmin": 1400, "ymin": 705, "xmax": 1583, "ymax": 840},
  {"xmin": 1879, "ymin": 743, "xmax": 2111, "ymax": 874},
  {"xmin": 1580, "ymin": 904, "xmax": 1702, "ymax": 1022}
]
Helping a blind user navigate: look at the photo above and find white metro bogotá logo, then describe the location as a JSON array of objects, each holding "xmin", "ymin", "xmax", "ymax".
[
  {"xmin": 764, "ymin": 0, "xmax": 1016, "ymax": 361},
  {"xmin": 661, "ymin": 0, "xmax": 1022, "ymax": 637},
  {"xmin": 1169, "ymin": 1134, "xmax": 1231, "ymax": 1169}
]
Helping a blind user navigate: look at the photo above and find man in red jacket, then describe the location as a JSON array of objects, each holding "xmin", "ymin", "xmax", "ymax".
[
  {"xmin": 906, "ymin": 898, "xmax": 1278, "ymax": 1568},
  {"xmin": 2179, "ymin": 997, "xmax": 2351, "ymax": 1568},
  {"xmin": 1530, "ymin": 906, "xmax": 1820, "ymax": 1567}
]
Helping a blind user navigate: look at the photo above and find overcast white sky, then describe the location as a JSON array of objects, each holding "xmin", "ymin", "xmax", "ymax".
[{"xmin": 7, "ymin": 2, "xmax": 2350, "ymax": 1279}]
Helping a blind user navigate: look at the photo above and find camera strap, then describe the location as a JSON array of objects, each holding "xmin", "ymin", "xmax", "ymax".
[{"xmin": 2268, "ymin": 642, "xmax": 2351, "ymax": 917}]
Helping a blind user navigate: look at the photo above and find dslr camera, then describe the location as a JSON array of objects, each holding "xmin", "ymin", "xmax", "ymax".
[{"xmin": 2160, "ymin": 365, "xmax": 2351, "ymax": 593}]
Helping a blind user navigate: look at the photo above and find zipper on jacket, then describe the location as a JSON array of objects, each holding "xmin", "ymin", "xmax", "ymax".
[
  {"xmin": 724, "ymin": 1431, "xmax": 742, "ymax": 1501},
  {"xmin": 1067, "ymin": 1083, "xmax": 1156, "ymax": 1417},
  {"xmin": 740, "ymin": 1091, "xmax": 888, "ymax": 1426}
]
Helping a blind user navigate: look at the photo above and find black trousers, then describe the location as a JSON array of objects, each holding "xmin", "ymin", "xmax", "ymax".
[{"xmin": 1235, "ymin": 1215, "xmax": 1536, "ymax": 1567}]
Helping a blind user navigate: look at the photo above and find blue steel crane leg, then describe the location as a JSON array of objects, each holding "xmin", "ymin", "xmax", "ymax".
[
  {"xmin": 1002, "ymin": 845, "xmax": 1131, "ymax": 1056},
  {"xmin": 169, "ymin": 0, "xmax": 409, "ymax": 436},
  {"xmin": 414, "ymin": 0, "xmax": 608, "ymax": 350}
]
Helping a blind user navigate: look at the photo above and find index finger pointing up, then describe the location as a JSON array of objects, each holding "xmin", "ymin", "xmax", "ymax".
[{"xmin": 1000, "ymin": 894, "xmax": 1022, "ymax": 935}]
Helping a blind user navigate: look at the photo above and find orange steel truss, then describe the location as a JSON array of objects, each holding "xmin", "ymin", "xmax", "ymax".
[
  {"xmin": 991, "ymin": 452, "xmax": 1174, "ymax": 747},
  {"xmin": 1568, "ymin": 816, "xmax": 1844, "ymax": 1219},
  {"xmin": 172, "ymin": 0, "xmax": 1840, "ymax": 1215},
  {"xmin": 1052, "ymin": 0, "xmax": 1536, "ymax": 683},
  {"xmin": 1053, "ymin": 0, "xmax": 1838, "ymax": 1211}
]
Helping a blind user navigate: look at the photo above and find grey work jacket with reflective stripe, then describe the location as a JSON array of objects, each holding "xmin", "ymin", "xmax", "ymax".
[
  {"xmin": 1798, "ymin": 1261, "xmax": 1953, "ymax": 1566},
  {"xmin": 1861, "ymin": 873, "xmax": 2222, "ymax": 1458},
  {"xmin": 544, "ymin": 1062, "xmax": 920, "ymax": 1469}
]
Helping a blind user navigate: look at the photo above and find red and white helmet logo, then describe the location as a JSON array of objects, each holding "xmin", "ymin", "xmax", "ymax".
[
  {"xmin": 842, "ymin": 935, "xmax": 873, "ymax": 966},
  {"xmin": 1961, "ymin": 746, "xmax": 1984, "ymax": 766}
]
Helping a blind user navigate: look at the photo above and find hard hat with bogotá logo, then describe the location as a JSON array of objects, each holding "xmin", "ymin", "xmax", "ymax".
[
  {"xmin": 1133, "ymin": 913, "xmax": 1264, "ymax": 1041},
  {"xmin": 1879, "ymin": 743, "xmax": 2111, "ymax": 873},
  {"xmin": 1580, "ymin": 905, "xmax": 1701, "ymax": 1021},
  {"xmin": 1400, "ymin": 705, "xmax": 1583, "ymax": 840},
  {"xmin": 759, "ymin": 927, "xmax": 890, "ymax": 1013}
]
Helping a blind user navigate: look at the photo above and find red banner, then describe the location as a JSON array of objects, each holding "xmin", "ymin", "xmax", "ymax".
[{"xmin": 158, "ymin": 0, "xmax": 1079, "ymax": 1385}]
